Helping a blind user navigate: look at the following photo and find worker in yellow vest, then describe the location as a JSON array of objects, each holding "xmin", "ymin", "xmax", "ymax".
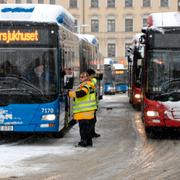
[
  {"xmin": 87, "ymin": 69, "xmax": 100, "ymax": 138},
  {"xmin": 69, "ymin": 72, "xmax": 97, "ymax": 147}
]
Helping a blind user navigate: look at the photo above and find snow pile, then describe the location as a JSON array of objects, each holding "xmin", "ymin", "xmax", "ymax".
[
  {"xmin": 77, "ymin": 34, "xmax": 99, "ymax": 46},
  {"xmin": 113, "ymin": 63, "xmax": 125, "ymax": 69},
  {"xmin": 150, "ymin": 12, "xmax": 180, "ymax": 27},
  {"xmin": 104, "ymin": 58, "xmax": 113, "ymax": 65},
  {"xmin": 132, "ymin": 33, "xmax": 143, "ymax": 46},
  {"xmin": 0, "ymin": 4, "xmax": 75, "ymax": 31}
]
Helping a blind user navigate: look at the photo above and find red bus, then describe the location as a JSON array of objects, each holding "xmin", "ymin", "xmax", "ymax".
[
  {"xmin": 127, "ymin": 34, "xmax": 142, "ymax": 108},
  {"xmin": 140, "ymin": 12, "xmax": 180, "ymax": 136}
]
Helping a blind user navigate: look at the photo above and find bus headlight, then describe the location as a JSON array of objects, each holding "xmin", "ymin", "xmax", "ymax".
[
  {"xmin": 108, "ymin": 86, "xmax": 115, "ymax": 91},
  {"xmin": 134, "ymin": 93, "xmax": 141, "ymax": 99},
  {"xmin": 146, "ymin": 111, "xmax": 159, "ymax": 117},
  {"xmin": 41, "ymin": 114, "xmax": 56, "ymax": 121}
]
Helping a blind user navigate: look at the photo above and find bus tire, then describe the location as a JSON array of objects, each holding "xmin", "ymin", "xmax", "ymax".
[
  {"xmin": 145, "ymin": 127, "xmax": 159, "ymax": 139},
  {"xmin": 52, "ymin": 131, "xmax": 64, "ymax": 138}
]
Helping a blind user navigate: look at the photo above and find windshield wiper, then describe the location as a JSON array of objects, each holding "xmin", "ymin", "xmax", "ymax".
[
  {"xmin": 0, "ymin": 88, "xmax": 41, "ymax": 95},
  {"xmin": 0, "ymin": 88, "xmax": 50, "ymax": 102},
  {"xmin": 162, "ymin": 79, "xmax": 180, "ymax": 93},
  {"xmin": 154, "ymin": 91, "xmax": 180, "ymax": 101},
  {"xmin": 162, "ymin": 78, "xmax": 180, "ymax": 85},
  {"xmin": 0, "ymin": 75, "xmax": 44, "ymax": 95}
]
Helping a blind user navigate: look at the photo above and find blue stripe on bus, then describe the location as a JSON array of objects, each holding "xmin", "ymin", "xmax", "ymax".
[{"xmin": 1, "ymin": 7, "xmax": 34, "ymax": 13}]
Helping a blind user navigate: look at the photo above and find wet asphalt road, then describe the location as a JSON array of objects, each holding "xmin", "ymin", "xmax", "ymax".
[{"xmin": 0, "ymin": 94, "xmax": 180, "ymax": 180}]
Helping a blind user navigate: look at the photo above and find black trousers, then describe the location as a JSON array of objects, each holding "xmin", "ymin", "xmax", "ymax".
[
  {"xmin": 91, "ymin": 112, "xmax": 97, "ymax": 135},
  {"xmin": 78, "ymin": 119, "xmax": 93, "ymax": 145}
]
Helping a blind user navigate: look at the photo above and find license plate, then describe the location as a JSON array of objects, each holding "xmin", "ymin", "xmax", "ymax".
[{"xmin": 0, "ymin": 126, "xmax": 13, "ymax": 131}]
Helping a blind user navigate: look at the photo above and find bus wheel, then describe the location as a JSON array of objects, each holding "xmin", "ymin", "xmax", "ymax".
[
  {"xmin": 51, "ymin": 131, "xmax": 64, "ymax": 138},
  {"xmin": 145, "ymin": 127, "xmax": 159, "ymax": 139},
  {"xmin": 0, "ymin": 132, "xmax": 4, "ymax": 139},
  {"xmin": 145, "ymin": 127, "xmax": 153, "ymax": 138}
]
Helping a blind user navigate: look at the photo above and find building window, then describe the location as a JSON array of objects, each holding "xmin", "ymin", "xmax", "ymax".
[
  {"xmin": 125, "ymin": 18, "xmax": 133, "ymax": 32},
  {"xmin": 69, "ymin": 0, "xmax": 77, "ymax": 8},
  {"xmin": 38, "ymin": 0, "xmax": 44, "ymax": 4},
  {"xmin": 143, "ymin": 0, "xmax": 151, "ymax": 7},
  {"xmin": 125, "ymin": 0, "xmax": 132, "ymax": 7},
  {"xmin": 107, "ymin": 19, "xmax": 115, "ymax": 32},
  {"xmin": 160, "ymin": 0, "xmax": 168, "ymax": 7},
  {"xmin": 15, "ymin": 0, "xmax": 21, "ymax": 3},
  {"xmin": 27, "ymin": 0, "xmax": 32, "ymax": 3},
  {"xmin": 91, "ymin": 19, "xmax": 99, "ymax": 32},
  {"xmin": 107, "ymin": 0, "xmax": 115, "ymax": 8},
  {"xmin": 143, "ymin": 17, "xmax": 147, "ymax": 27},
  {"xmin": 108, "ymin": 43, "xmax": 116, "ymax": 57},
  {"xmin": 91, "ymin": 0, "xmax": 99, "ymax": 8},
  {"xmin": 49, "ymin": 0, "xmax": 55, "ymax": 4}
]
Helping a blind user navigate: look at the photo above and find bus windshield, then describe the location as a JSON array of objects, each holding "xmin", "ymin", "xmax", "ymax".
[
  {"xmin": 0, "ymin": 48, "xmax": 58, "ymax": 104},
  {"xmin": 114, "ymin": 70, "xmax": 128, "ymax": 84},
  {"xmin": 146, "ymin": 50, "xmax": 180, "ymax": 101}
]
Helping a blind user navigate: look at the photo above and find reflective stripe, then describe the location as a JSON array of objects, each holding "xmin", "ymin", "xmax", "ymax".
[
  {"xmin": 73, "ymin": 104, "xmax": 97, "ymax": 111},
  {"xmin": 73, "ymin": 103, "xmax": 97, "ymax": 113},
  {"xmin": 73, "ymin": 81, "xmax": 97, "ymax": 113},
  {"xmin": 73, "ymin": 100, "xmax": 96, "ymax": 105},
  {"xmin": 74, "ymin": 110, "xmax": 95, "ymax": 120}
]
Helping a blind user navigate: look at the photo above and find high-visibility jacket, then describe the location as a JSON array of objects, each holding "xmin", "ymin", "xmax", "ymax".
[
  {"xmin": 79, "ymin": 80, "xmax": 97, "ymax": 103},
  {"xmin": 73, "ymin": 81, "xmax": 97, "ymax": 119},
  {"xmin": 87, "ymin": 77, "xmax": 98, "ymax": 108},
  {"xmin": 91, "ymin": 77, "xmax": 97, "ymax": 86}
]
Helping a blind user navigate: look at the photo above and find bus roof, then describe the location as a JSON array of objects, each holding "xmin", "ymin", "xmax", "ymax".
[
  {"xmin": 147, "ymin": 12, "xmax": 180, "ymax": 27},
  {"xmin": 104, "ymin": 58, "xmax": 113, "ymax": 65},
  {"xmin": 0, "ymin": 4, "xmax": 75, "ymax": 31},
  {"xmin": 132, "ymin": 33, "xmax": 143, "ymax": 46},
  {"xmin": 77, "ymin": 34, "xmax": 99, "ymax": 46},
  {"xmin": 113, "ymin": 64, "xmax": 125, "ymax": 69}
]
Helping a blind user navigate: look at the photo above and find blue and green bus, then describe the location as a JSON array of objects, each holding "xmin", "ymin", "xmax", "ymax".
[
  {"xmin": 0, "ymin": 4, "xmax": 102, "ymax": 136},
  {"xmin": 113, "ymin": 64, "xmax": 128, "ymax": 93}
]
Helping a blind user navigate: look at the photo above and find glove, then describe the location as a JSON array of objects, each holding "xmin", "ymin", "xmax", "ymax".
[{"xmin": 69, "ymin": 91, "xmax": 76, "ymax": 98}]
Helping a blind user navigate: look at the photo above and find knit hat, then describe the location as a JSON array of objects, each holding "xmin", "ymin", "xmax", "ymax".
[{"xmin": 87, "ymin": 69, "xmax": 96, "ymax": 76}]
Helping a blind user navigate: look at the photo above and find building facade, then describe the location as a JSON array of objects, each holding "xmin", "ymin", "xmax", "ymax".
[{"xmin": 3, "ymin": 0, "xmax": 179, "ymax": 63}]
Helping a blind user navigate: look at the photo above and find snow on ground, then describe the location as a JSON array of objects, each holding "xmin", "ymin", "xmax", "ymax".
[
  {"xmin": 0, "ymin": 94, "xmax": 127, "ymax": 178},
  {"xmin": 0, "ymin": 124, "xmax": 88, "ymax": 178}
]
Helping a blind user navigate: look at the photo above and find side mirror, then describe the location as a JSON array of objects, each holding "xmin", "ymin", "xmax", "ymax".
[
  {"xmin": 139, "ymin": 34, "xmax": 146, "ymax": 44},
  {"xmin": 127, "ymin": 55, "xmax": 132, "ymax": 63},
  {"xmin": 64, "ymin": 75, "xmax": 74, "ymax": 89}
]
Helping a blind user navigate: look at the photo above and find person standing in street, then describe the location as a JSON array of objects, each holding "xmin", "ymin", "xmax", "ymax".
[
  {"xmin": 68, "ymin": 72, "xmax": 97, "ymax": 147},
  {"xmin": 87, "ymin": 69, "xmax": 101, "ymax": 138}
]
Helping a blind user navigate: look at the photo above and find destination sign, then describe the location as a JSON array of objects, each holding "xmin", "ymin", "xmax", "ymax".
[
  {"xmin": 0, "ymin": 30, "xmax": 39, "ymax": 43},
  {"xmin": 115, "ymin": 70, "xmax": 124, "ymax": 74},
  {"xmin": 149, "ymin": 29, "xmax": 180, "ymax": 49},
  {"xmin": 0, "ymin": 25, "xmax": 57, "ymax": 47}
]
